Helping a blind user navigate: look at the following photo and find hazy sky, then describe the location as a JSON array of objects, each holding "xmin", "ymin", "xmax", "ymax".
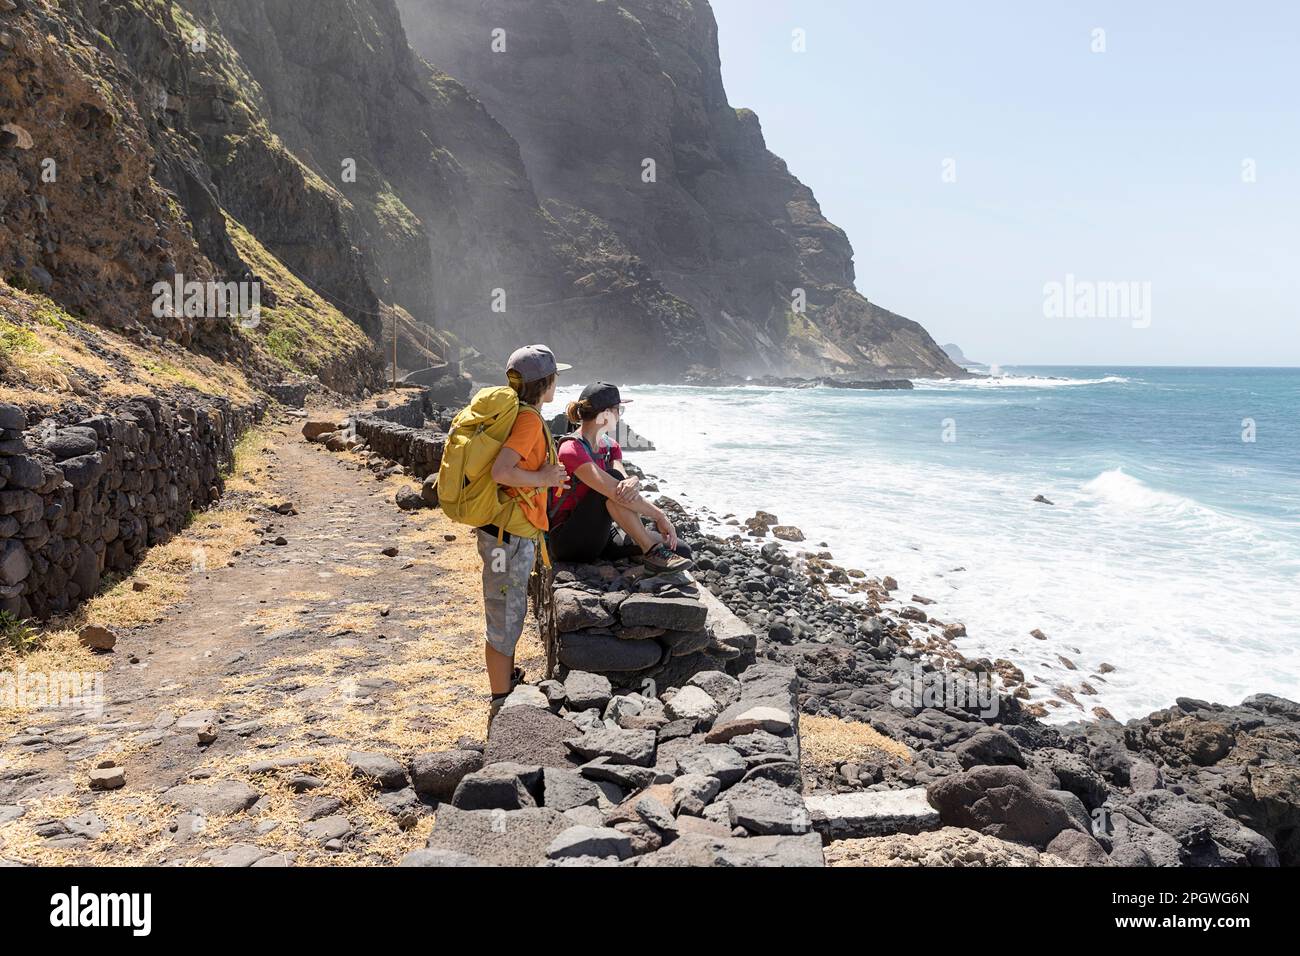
[{"xmin": 710, "ymin": 0, "xmax": 1299, "ymax": 366}]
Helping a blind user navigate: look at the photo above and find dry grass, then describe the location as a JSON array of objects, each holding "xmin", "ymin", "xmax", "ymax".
[
  {"xmin": 0, "ymin": 433, "xmax": 552, "ymax": 866},
  {"xmin": 800, "ymin": 713, "xmax": 913, "ymax": 770},
  {"xmin": 0, "ymin": 283, "xmax": 257, "ymax": 408}
]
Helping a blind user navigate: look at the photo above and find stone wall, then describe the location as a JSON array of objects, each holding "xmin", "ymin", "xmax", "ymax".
[
  {"xmin": 363, "ymin": 388, "xmax": 429, "ymax": 429},
  {"xmin": 552, "ymin": 562, "xmax": 757, "ymax": 691},
  {"xmin": 397, "ymin": 561, "xmax": 812, "ymax": 866},
  {"xmin": 0, "ymin": 396, "xmax": 263, "ymax": 620}
]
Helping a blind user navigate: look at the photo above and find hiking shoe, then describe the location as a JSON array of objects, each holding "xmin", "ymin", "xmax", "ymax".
[
  {"xmin": 641, "ymin": 543, "xmax": 694, "ymax": 575},
  {"xmin": 488, "ymin": 692, "xmax": 509, "ymax": 725}
]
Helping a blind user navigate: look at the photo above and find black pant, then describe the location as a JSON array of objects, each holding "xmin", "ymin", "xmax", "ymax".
[{"xmin": 549, "ymin": 467, "xmax": 691, "ymax": 563}]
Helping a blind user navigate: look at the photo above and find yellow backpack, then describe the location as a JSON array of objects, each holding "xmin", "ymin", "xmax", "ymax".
[{"xmin": 437, "ymin": 386, "xmax": 555, "ymax": 562}]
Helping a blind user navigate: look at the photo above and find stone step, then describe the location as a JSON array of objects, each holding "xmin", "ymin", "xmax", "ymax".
[{"xmin": 804, "ymin": 787, "xmax": 940, "ymax": 842}]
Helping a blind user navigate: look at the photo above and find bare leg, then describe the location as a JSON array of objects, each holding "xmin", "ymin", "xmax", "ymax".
[
  {"xmin": 485, "ymin": 644, "xmax": 514, "ymax": 696},
  {"xmin": 606, "ymin": 497, "xmax": 662, "ymax": 553}
]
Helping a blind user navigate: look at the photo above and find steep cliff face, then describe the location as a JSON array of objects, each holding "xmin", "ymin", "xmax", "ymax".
[
  {"xmin": 398, "ymin": 0, "xmax": 961, "ymax": 379},
  {"xmin": 1, "ymin": 0, "xmax": 383, "ymax": 395},
  {"xmin": 5, "ymin": 0, "xmax": 956, "ymax": 398},
  {"xmin": 194, "ymin": 0, "xmax": 710, "ymax": 382}
]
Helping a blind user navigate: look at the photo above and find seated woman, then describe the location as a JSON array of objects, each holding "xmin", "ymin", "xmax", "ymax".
[{"xmin": 548, "ymin": 382, "xmax": 692, "ymax": 574}]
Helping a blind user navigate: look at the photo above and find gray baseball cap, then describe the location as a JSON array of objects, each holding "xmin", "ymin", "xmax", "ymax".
[{"xmin": 506, "ymin": 344, "xmax": 571, "ymax": 383}]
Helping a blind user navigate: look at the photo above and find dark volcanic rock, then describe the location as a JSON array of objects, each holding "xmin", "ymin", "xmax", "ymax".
[
  {"xmin": 425, "ymin": 806, "xmax": 571, "ymax": 867},
  {"xmin": 485, "ymin": 706, "xmax": 583, "ymax": 769},
  {"xmin": 926, "ymin": 766, "xmax": 1084, "ymax": 849},
  {"xmin": 410, "ymin": 749, "xmax": 484, "ymax": 802},
  {"xmin": 558, "ymin": 630, "xmax": 664, "ymax": 673}
]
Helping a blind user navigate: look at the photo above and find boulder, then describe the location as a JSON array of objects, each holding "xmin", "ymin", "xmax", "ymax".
[
  {"xmin": 410, "ymin": 749, "xmax": 483, "ymax": 801},
  {"xmin": 160, "ymin": 780, "xmax": 260, "ymax": 816},
  {"xmin": 0, "ymin": 404, "xmax": 25, "ymax": 432},
  {"xmin": 926, "ymin": 765, "xmax": 1083, "ymax": 848},
  {"xmin": 705, "ymin": 705, "xmax": 793, "ymax": 743},
  {"xmin": 674, "ymin": 744, "xmax": 747, "ymax": 787},
  {"xmin": 1045, "ymin": 829, "xmax": 1111, "ymax": 866},
  {"xmin": 0, "ymin": 540, "xmax": 31, "ymax": 587},
  {"xmin": 687, "ymin": 670, "xmax": 742, "ymax": 709},
  {"xmin": 346, "ymin": 751, "xmax": 409, "ymax": 790},
  {"xmin": 541, "ymin": 768, "xmax": 604, "ymax": 811},
  {"xmin": 303, "ymin": 420, "xmax": 342, "ymax": 441},
  {"xmin": 660, "ymin": 629, "xmax": 711, "ymax": 657},
  {"xmin": 203, "ymin": 844, "xmax": 272, "ymax": 867},
  {"xmin": 719, "ymin": 777, "xmax": 809, "ymax": 835},
  {"xmin": 664, "ymin": 685, "xmax": 719, "ymax": 724},
  {"xmin": 671, "ymin": 773, "xmax": 721, "ymax": 816},
  {"xmin": 88, "ymin": 767, "xmax": 125, "ymax": 791},
  {"xmin": 452, "ymin": 763, "xmax": 543, "ymax": 811},
  {"xmin": 1033, "ymin": 748, "xmax": 1109, "ymax": 810},
  {"xmin": 499, "ymin": 684, "xmax": 550, "ymax": 711},
  {"xmin": 1106, "ymin": 803, "xmax": 1185, "ymax": 867},
  {"xmin": 42, "ymin": 427, "xmax": 98, "ymax": 461},
  {"xmin": 618, "ymin": 593, "xmax": 708, "ymax": 631},
  {"xmin": 1129, "ymin": 789, "xmax": 1279, "ymax": 867},
  {"xmin": 954, "ymin": 728, "xmax": 1025, "ymax": 770},
  {"xmin": 485, "ymin": 705, "xmax": 583, "ymax": 769},
  {"xmin": 578, "ymin": 759, "xmax": 656, "ymax": 793},
  {"xmin": 425, "ymin": 806, "xmax": 572, "ymax": 866},
  {"xmin": 77, "ymin": 625, "xmax": 117, "ymax": 652},
  {"xmin": 564, "ymin": 728, "xmax": 656, "ymax": 767},
  {"xmin": 395, "ymin": 485, "xmax": 427, "ymax": 511},
  {"xmin": 559, "ymin": 630, "xmax": 663, "ymax": 672},
  {"xmin": 546, "ymin": 825, "xmax": 634, "ymax": 861},
  {"xmin": 563, "ymin": 671, "xmax": 612, "ymax": 711},
  {"xmin": 555, "ymin": 588, "xmax": 614, "ymax": 632}
]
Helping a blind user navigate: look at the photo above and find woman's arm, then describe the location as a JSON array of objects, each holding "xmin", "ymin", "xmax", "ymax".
[
  {"xmin": 572, "ymin": 462, "xmax": 658, "ymax": 519},
  {"xmin": 493, "ymin": 447, "xmax": 569, "ymax": 490}
]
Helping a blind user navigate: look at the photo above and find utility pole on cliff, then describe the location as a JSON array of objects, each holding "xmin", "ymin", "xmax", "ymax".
[{"xmin": 392, "ymin": 308, "xmax": 398, "ymax": 389}]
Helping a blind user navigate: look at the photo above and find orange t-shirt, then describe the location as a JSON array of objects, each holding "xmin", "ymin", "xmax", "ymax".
[{"xmin": 502, "ymin": 410, "xmax": 551, "ymax": 531}]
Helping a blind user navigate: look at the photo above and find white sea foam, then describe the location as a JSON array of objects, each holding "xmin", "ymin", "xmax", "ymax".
[{"xmin": 914, "ymin": 374, "xmax": 1131, "ymax": 389}]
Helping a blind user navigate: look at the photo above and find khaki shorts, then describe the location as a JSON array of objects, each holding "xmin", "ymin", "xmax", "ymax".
[{"xmin": 476, "ymin": 529, "xmax": 536, "ymax": 657}]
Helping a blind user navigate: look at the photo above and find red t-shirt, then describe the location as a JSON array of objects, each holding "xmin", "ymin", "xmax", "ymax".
[{"xmin": 552, "ymin": 434, "xmax": 623, "ymax": 525}]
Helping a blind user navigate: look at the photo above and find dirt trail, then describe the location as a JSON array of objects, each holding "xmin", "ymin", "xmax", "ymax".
[{"xmin": 0, "ymin": 419, "xmax": 543, "ymax": 866}]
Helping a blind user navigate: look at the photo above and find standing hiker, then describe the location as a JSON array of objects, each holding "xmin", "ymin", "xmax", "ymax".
[
  {"xmin": 548, "ymin": 381, "xmax": 692, "ymax": 573},
  {"xmin": 437, "ymin": 344, "xmax": 570, "ymax": 722},
  {"xmin": 481, "ymin": 345, "xmax": 571, "ymax": 720}
]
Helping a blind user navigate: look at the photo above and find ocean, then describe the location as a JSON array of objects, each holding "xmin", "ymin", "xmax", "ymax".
[{"xmin": 555, "ymin": 367, "xmax": 1300, "ymax": 723}]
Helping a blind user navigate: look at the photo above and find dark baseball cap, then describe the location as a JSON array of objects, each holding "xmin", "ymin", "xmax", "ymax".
[
  {"xmin": 506, "ymin": 344, "xmax": 571, "ymax": 383},
  {"xmin": 579, "ymin": 381, "xmax": 632, "ymax": 412}
]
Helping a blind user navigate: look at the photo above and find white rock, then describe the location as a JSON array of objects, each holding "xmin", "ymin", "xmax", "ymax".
[
  {"xmin": 501, "ymin": 685, "xmax": 550, "ymax": 711},
  {"xmin": 664, "ymin": 685, "xmax": 720, "ymax": 723},
  {"xmin": 734, "ymin": 705, "xmax": 792, "ymax": 734},
  {"xmin": 803, "ymin": 787, "xmax": 940, "ymax": 840}
]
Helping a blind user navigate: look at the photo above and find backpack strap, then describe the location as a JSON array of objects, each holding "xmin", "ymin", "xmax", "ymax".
[
  {"xmin": 492, "ymin": 403, "xmax": 556, "ymax": 568},
  {"xmin": 547, "ymin": 434, "xmax": 580, "ymax": 522}
]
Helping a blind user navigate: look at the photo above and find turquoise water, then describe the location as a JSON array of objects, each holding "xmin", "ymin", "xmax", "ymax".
[{"xmin": 556, "ymin": 367, "xmax": 1300, "ymax": 721}]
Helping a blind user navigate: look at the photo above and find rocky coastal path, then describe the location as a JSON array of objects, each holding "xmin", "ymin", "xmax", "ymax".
[{"xmin": 0, "ymin": 417, "xmax": 528, "ymax": 866}]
